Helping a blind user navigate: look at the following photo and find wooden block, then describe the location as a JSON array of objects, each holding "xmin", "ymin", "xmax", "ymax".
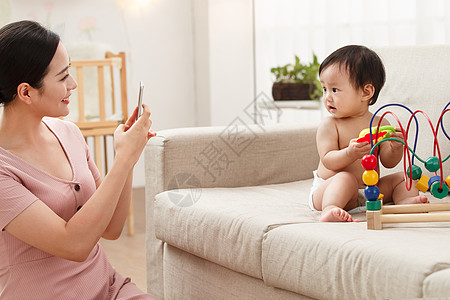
[{"xmin": 367, "ymin": 210, "xmax": 382, "ymax": 230}]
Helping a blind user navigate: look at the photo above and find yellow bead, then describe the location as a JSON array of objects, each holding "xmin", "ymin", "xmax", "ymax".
[
  {"xmin": 363, "ymin": 170, "xmax": 379, "ymax": 186},
  {"xmin": 415, "ymin": 174, "xmax": 430, "ymax": 193},
  {"xmin": 446, "ymin": 175, "xmax": 450, "ymax": 188}
]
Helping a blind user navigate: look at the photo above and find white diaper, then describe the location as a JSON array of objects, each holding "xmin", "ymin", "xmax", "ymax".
[{"xmin": 308, "ymin": 170, "xmax": 367, "ymax": 214}]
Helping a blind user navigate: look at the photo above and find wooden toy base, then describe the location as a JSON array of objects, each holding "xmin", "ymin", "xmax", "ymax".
[{"xmin": 367, "ymin": 202, "xmax": 450, "ymax": 230}]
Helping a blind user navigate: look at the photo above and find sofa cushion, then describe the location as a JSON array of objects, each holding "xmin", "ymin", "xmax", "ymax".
[
  {"xmin": 155, "ymin": 176, "xmax": 450, "ymax": 299},
  {"xmin": 154, "ymin": 180, "xmax": 320, "ymax": 279},
  {"xmin": 423, "ymin": 268, "xmax": 450, "ymax": 298},
  {"xmin": 262, "ymin": 222, "xmax": 450, "ymax": 300}
]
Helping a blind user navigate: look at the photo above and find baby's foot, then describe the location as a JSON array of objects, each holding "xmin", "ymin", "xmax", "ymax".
[
  {"xmin": 320, "ymin": 207, "xmax": 358, "ymax": 222},
  {"xmin": 395, "ymin": 195, "xmax": 429, "ymax": 205}
]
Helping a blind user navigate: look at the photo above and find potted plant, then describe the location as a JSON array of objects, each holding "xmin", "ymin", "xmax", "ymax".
[{"xmin": 270, "ymin": 53, "xmax": 322, "ymax": 101}]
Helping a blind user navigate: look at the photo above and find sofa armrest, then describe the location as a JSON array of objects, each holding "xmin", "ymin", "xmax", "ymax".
[{"xmin": 144, "ymin": 122, "xmax": 319, "ymax": 297}]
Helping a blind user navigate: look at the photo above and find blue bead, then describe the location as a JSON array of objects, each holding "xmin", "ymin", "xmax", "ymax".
[
  {"xmin": 365, "ymin": 185, "xmax": 380, "ymax": 201},
  {"xmin": 428, "ymin": 175, "xmax": 441, "ymax": 187}
]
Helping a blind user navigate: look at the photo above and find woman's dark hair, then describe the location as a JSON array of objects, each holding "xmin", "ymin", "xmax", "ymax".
[
  {"xmin": 0, "ymin": 20, "xmax": 60, "ymax": 105},
  {"xmin": 319, "ymin": 45, "xmax": 386, "ymax": 105}
]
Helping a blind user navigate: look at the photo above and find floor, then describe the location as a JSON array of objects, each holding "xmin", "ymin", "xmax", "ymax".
[{"xmin": 100, "ymin": 187, "xmax": 147, "ymax": 292}]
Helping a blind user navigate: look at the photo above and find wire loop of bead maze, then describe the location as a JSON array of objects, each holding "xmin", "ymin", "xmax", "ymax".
[{"xmin": 362, "ymin": 103, "xmax": 450, "ymax": 229}]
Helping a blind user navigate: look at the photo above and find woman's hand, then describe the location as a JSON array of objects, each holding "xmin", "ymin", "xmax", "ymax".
[{"xmin": 113, "ymin": 104, "xmax": 156, "ymax": 165}]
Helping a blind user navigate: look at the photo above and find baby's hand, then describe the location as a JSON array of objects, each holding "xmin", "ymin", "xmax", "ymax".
[
  {"xmin": 388, "ymin": 127, "xmax": 405, "ymax": 151},
  {"xmin": 346, "ymin": 138, "xmax": 372, "ymax": 160}
]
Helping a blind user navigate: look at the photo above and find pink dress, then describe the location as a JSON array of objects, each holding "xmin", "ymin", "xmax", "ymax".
[{"xmin": 0, "ymin": 118, "xmax": 153, "ymax": 299}]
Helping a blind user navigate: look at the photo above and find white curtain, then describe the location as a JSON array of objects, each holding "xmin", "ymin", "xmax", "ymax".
[{"xmin": 255, "ymin": 0, "xmax": 450, "ymax": 97}]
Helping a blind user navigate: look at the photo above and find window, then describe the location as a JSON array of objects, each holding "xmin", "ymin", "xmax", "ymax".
[{"xmin": 255, "ymin": 0, "xmax": 450, "ymax": 97}]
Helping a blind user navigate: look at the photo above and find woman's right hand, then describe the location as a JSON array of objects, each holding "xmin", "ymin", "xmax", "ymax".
[{"xmin": 113, "ymin": 104, "xmax": 156, "ymax": 166}]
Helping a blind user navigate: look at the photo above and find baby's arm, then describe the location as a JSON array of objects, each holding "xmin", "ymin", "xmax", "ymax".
[
  {"xmin": 379, "ymin": 126, "xmax": 404, "ymax": 168},
  {"xmin": 317, "ymin": 117, "xmax": 371, "ymax": 171}
]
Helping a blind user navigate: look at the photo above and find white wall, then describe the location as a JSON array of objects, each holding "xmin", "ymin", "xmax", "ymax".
[
  {"xmin": 192, "ymin": 0, "xmax": 211, "ymax": 126},
  {"xmin": 121, "ymin": 0, "xmax": 197, "ymax": 186},
  {"xmin": 192, "ymin": 0, "xmax": 255, "ymax": 127},
  {"xmin": 207, "ymin": 0, "xmax": 255, "ymax": 126}
]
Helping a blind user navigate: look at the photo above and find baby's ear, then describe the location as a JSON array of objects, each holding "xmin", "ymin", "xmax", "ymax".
[{"xmin": 361, "ymin": 83, "xmax": 375, "ymax": 103}]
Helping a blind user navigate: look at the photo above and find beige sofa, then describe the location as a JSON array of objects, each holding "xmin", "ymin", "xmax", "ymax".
[{"xmin": 145, "ymin": 45, "xmax": 450, "ymax": 299}]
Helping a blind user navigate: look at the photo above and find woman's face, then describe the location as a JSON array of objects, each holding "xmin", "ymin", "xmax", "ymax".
[{"xmin": 33, "ymin": 41, "xmax": 77, "ymax": 118}]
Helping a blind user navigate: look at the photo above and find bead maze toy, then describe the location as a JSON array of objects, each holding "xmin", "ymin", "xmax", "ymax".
[{"xmin": 362, "ymin": 103, "xmax": 450, "ymax": 229}]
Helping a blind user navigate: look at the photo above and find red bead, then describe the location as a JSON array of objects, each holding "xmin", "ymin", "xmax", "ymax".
[{"xmin": 361, "ymin": 154, "xmax": 377, "ymax": 170}]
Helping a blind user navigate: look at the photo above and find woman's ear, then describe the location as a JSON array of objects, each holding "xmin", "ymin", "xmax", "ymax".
[
  {"xmin": 361, "ymin": 83, "xmax": 375, "ymax": 103},
  {"xmin": 16, "ymin": 83, "xmax": 33, "ymax": 104}
]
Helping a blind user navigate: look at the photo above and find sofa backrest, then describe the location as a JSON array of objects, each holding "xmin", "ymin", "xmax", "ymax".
[
  {"xmin": 374, "ymin": 45, "xmax": 450, "ymax": 177},
  {"xmin": 145, "ymin": 124, "xmax": 318, "ymax": 195}
]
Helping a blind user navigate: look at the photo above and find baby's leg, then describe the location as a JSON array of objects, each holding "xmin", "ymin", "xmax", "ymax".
[
  {"xmin": 378, "ymin": 172, "xmax": 428, "ymax": 205},
  {"xmin": 312, "ymin": 172, "xmax": 359, "ymax": 222}
]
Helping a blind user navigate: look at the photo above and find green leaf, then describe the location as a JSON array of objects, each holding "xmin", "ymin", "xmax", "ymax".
[{"xmin": 270, "ymin": 51, "xmax": 320, "ymax": 88}]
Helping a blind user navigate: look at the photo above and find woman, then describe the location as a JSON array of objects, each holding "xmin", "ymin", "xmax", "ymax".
[{"xmin": 0, "ymin": 20, "xmax": 156, "ymax": 299}]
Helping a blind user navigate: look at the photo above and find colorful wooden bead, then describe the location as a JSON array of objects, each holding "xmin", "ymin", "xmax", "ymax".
[
  {"xmin": 364, "ymin": 185, "xmax": 380, "ymax": 201},
  {"xmin": 415, "ymin": 174, "xmax": 430, "ymax": 193},
  {"xmin": 428, "ymin": 175, "xmax": 441, "ymax": 188},
  {"xmin": 425, "ymin": 156, "xmax": 440, "ymax": 172},
  {"xmin": 361, "ymin": 154, "xmax": 377, "ymax": 170},
  {"xmin": 430, "ymin": 181, "xmax": 449, "ymax": 199},
  {"xmin": 407, "ymin": 165, "xmax": 422, "ymax": 180},
  {"xmin": 362, "ymin": 170, "xmax": 379, "ymax": 186},
  {"xmin": 366, "ymin": 200, "xmax": 382, "ymax": 211}
]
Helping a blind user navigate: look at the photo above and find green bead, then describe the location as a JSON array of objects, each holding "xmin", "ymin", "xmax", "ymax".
[
  {"xmin": 407, "ymin": 165, "xmax": 422, "ymax": 180},
  {"xmin": 366, "ymin": 200, "xmax": 382, "ymax": 211},
  {"xmin": 430, "ymin": 181, "xmax": 449, "ymax": 199},
  {"xmin": 425, "ymin": 156, "xmax": 440, "ymax": 172}
]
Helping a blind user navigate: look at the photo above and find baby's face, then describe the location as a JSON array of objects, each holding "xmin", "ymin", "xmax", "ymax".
[{"xmin": 319, "ymin": 63, "xmax": 367, "ymax": 119}]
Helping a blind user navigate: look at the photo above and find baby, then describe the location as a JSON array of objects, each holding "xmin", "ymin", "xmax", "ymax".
[{"xmin": 310, "ymin": 45, "xmax": 428, "ymax": 222}]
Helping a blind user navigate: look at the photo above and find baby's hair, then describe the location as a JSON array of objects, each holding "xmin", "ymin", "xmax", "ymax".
[{"xmin": 319, "ymin": 45, "xmax": 386, "ymax": 105}]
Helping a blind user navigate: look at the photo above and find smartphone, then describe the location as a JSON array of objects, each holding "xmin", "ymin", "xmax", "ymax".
[{"xmin": 137, "ymin": 81, "xmax": 144, "ymax": 120}]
